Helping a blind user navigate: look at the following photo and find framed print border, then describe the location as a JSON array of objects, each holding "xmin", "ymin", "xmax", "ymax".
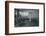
[{"xmin": 5, "ymin": 1, "xmax": 45, "ymax": 35}]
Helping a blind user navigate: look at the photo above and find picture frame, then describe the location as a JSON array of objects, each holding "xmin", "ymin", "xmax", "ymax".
[{"xmin": 5, "ymin": 1, "xmax": 45, "ymax": 35}]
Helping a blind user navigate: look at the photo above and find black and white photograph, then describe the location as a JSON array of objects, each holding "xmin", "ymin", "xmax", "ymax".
[{"xmin": 14, "ymin": 9, "xmax": 39, "ymax": 27}]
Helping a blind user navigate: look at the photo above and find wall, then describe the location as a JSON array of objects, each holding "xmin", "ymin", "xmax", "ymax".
[{"xmin": 0, "ymin": 0, "xmax": 46, "ymax": 36}]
